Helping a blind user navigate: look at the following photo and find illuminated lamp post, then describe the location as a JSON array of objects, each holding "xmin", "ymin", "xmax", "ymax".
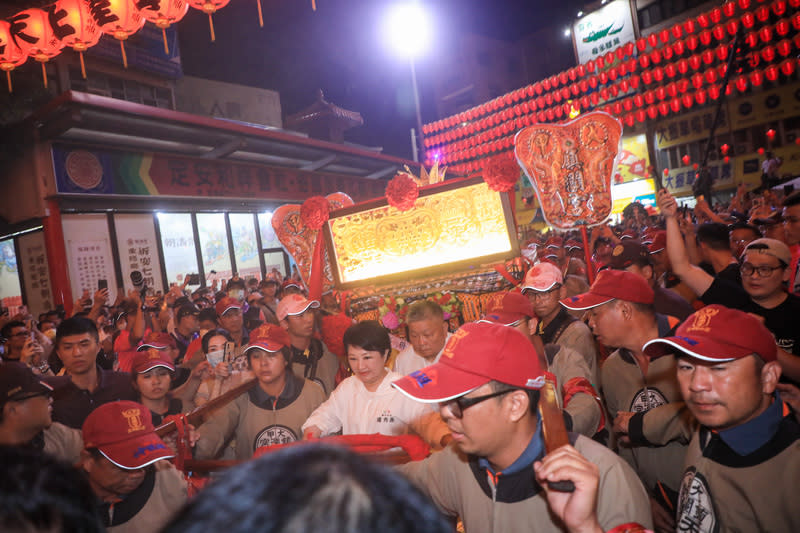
[{"xmin": 384, "ymin": 2, "xmax": 432, "ymax": 163}]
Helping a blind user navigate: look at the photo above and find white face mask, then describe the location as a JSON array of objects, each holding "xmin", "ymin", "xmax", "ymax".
[{"xmin": 206, "ymin": 348, "xmax": 225, "ymax": 367}]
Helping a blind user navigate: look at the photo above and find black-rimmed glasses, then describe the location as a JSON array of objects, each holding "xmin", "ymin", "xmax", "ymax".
[{"xmin": 442, "ymin": 389, "xmax": 514, "ymax": 418}]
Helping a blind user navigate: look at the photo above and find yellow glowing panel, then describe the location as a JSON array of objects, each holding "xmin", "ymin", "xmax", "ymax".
[{"xmin": 327, "ymin": 181, "xmax": 513, "ymax": 285}]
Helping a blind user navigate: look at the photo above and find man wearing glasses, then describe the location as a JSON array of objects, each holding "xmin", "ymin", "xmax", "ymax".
[
  {"xmin": 522, "ymin": 262, "xmax": 598, "ymax": 384},
  {"xmin": 393, "ymin": 322, "xmax": 652, "ymax": 533},
  {"xmin": 658, "ymin": 189, "xmax": 800, "ymax": 385}
]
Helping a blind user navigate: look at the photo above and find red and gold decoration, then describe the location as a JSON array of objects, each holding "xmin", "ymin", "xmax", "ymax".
[
  {"xmin": 9, "ymin": 8, "xmax": 65, "ymax": 88},
  {"xmin": 56, "ymin": 0, "xmax": 102, "ymax": 79},
  {"xmin": 88, "ymin": 0, "xmax": 146, "ymax": 68},
  {"xmin": 187, "ymin": 0, "xmax": 231, "ymax": 42},
  {"xmin": 515, "ymin": 112, "xmax": 622, "ymax": 230},
  {"xmin": 139, "ymin": 0, "xmax": 189, "ymax": 54},
  {"xmin": 0, "ymin": 21, "xmax": 27, "ymax": 92},
  {"xmin": 385, "ymin": 173, "xmax": 419, "ymax": 212},
  {"xmin": 271, "ymin": 192, "xmax": 354, "ymax": 301},
  {"xmin": 482, "ymin": 151, "xmax": 520, "ymax": 193}
]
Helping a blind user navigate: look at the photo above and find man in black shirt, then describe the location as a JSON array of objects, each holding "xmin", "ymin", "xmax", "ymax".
[{"xmin": 659, "ymin": 190, "xmax": 800, "ymax": 385}]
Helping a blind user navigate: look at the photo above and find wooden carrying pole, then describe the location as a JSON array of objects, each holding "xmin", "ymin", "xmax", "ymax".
[{"xmin": 538, "ymin": 379, "xmax": 575, "ymax": 492}]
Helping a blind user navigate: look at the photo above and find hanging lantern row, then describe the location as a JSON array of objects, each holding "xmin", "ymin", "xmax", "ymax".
[
  {"xmin": 0, "ymin": 0, "xmax": 262, "ymax": 91},
  {"xmin": 424, "ymin": 26, "xmax": 800, "ymax": 152},
  {"xmin": 424, "ymin": 1, "xmax": 800, "ymax": 136},
  {"xmin": 427, "ymin": 56, "xmax": 799, "ymax": 167},
  {"xmin": 423, "ymin": 34, "xmax": 799, "ymax": 152}
]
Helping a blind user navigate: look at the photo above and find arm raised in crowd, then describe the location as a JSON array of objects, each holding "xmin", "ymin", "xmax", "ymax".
[{"xmin": 657, "ymin": 189, "xmax": 714, "ymax": 297}]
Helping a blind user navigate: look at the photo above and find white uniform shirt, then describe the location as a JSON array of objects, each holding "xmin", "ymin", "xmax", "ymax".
[
  {"xmin": 301, "ymin": 370, "xmax": 448, "ymax": 448},
  {"xmin": 392, "ymin": 333, "xmax": 452, "ymax": 376}
]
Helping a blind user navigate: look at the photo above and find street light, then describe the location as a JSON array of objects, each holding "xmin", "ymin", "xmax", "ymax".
[{"xmin": 384, "ymin": 2, "xmax": 432, "ymax": 162}]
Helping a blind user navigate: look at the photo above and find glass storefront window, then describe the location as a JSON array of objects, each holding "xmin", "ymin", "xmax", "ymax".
[
  {"xmin": 263, "ymin": 251, "xmax": 286, "ymax": 279},
  {"xmin": 0, "ymin": 238, "xmax": 22, "ymax": 314},
  {"xmin": 258, "ymin": 212, "xmax": 282, "ymax": 249},
  {"xmin": 157, "ymin": 213, "xmax": 199, "ymax": 287},
  {"xmin": 196, "ymin": 213, "xmax": 232, "ymax": 284},
  {"xmin": 229, "ymin": 213, "xmax": 260, "ymax": 280}
]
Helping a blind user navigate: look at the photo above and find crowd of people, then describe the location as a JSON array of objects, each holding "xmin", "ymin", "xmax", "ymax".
[{"xmin": 0, "ymin": 186, "xmax": 798, "ymax": 533}]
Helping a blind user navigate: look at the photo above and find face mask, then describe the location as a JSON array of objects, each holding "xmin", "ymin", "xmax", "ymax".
[{"xmin": 206, "ymin": 348, "xmax": 225, "ymax": 367}]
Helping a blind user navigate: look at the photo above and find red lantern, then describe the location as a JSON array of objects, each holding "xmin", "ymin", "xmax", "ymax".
[
  {"xmin": 699, "ymin": 29, "xmax": 712, "ymax": 46},
  {"xmin": 692, "ymin": 72, "xmax": 704, "ymax": 89},
  {"xmin": 766, "ymin": 128, "xmax": 776, "ymax": 140},
  {"xmin": 9, "ymin": 8, "xmax": 65, "ymax": 87},
  {"xmin": 613, "ymin": 102, "xmax": 623, "ymax": 115},
  {"xmin": 609, "ymin": 84, "xmax": 619, "ymax": 98},
  {"xmin": 667, "ymin": 82, "xmax": 678, "ymax": 97},
  {"xmin": 723, "ymin": 156, "xmax": 730, "ymax": 163},
  {"xmin": 693, "ymin": 163, "xmax": 699, "ymax": 170},
  {"xmin": 637, "ymin": 37, "xmax": 648, "ymax": 51},
  {"xmin": 777, "ymin": 39, "xmax": 792, "ymax": 57},
  {"xmin": 735, "ymin": 76, "xmax": 748, "ymax": 91},
  {"xmin": 188, "ymin": 0, "xmax": 230, "ymax": 41},
  {"xmin": 659, "ymin": 102, "xmax": 670, "ymax": 116},
  {"xmin": 663, "ymin": 168, "xmax": 670, "ymax": 177},
  {"xmin": 678, "ymin": 58, "xmax": 689, "ymax": 74},
  {"xmin": 630, "ymin": 74, "xmax": 640, "ymax": 88},
  {"xmin": 772, "ymin": 0, "xmax": 787, "ymax": 16},
  {"xmin": 656, "ymin": 86, "xmax": 667, "ymax": 100},
  {"xmin": 710, "ymin": 7, "xmax": 723, "ymax": 23},
  {"xmin": 0, "ymin": 21, "xmax": 27, "ymax": 92},
  {"xmin": 639, "ymin": 54, "xmax": 651, "ymax": 69},
  {"xmin": 749, "ymin": 70, "xmax": 763, "ymax": 86},
  {"xmin": 702, "ymin": 50, "xmax": 715, "ymax": 65},
  {"xmin": 779, "ymin": 58, "xmax": 796, "ymax": 76},
  {"xmin": 590, "ymin": 93, "xmax": 600, "ymax": 106},
  {"xmin": 792, "ymin": 13, "xmax": 800, "ymax": 30},
  {"xmin": 682, "ymin": 155, "xmax": 691, "ymax": 165},
  {"xmin": 580, "ymin": 95, "xmax": 590, "ymax": 109},
  {"xmin": 696, "ymin": 89, "xmax": 707, "ymax": 104},
  {"xmin": 653, "ymin": 67, "xmax": 664, "ymax": 82},
  {"xmin": 697, "ymin": 12, "xmax": 710, "ymax": 28},
  {"xmin": 775, "ymin": 18, "xmax": 790, "ymax": 36},
  {"xmin": 712, "ymin": 24, "xmax": 726, "ymax": 41},
  {"xmin": 677, "ymin": 79, "xmax": 690, "ymax": 93},
  {"xmin": 605, "ymin": 51, "xmax": 615, "ymax": 65},
  {"xmin": 663, "ymin": 46, "xmax": 674, "ymax": 61},
  {"xmin": 641, "ymin": 70, "xmax": 653, "ymax": 84},
  {"xmin": 738, "ymin": 0, "xmax": 751, "ymax": 8},
  {"xmin": 608, "ymin": 67, "xmax": 619, "ymax": 81},
  {"xmin": 758, "ymin": 147, "xmax": 765, "ymax": 155},
  {"xmin": 761, "ymin": 45, "xmax": 776, "ymax": 63},
  {"xmin": 684, "ymin": 19, "xmax": 696, "ymax": 34},
  {"xmin": 600, "ymin": 87, "xmax": 610, "ymax": 100},
  {"xmin": 671, "ymin": 24, "xmax": 683, "ymax": 39},
  {"xmin": 715, "ymin": 45, "xmax": 728, "ymax": 62},
  {"xmin": 622, "ymin": 98, "xmax": 633, "ymax": 111},
  {"xmin": 705, "ymin": 68, "xmax": 719, "ymax": 84},
  {"xmin": 665, "ymin": 63, "xmax": 677, "ymax": 78},
  {"xmin": 570, "ymin": 84, "xmax": 580, "ymax": 96},
  {"xmin": 689, "ymin": 54, "xmax": 702, "ymax": 70},
  {"xmin": 620, "ymin": 78, "xmax": 630, "ymax": 92},
  {"xmin": 633, "ymin": 94, "xmax": 645, "ymax": 107},
  {"xmin": 562, "ymin": 87, "xmax": 571, "ymax": 100},
  {"xmin": 89, "ymin": 0, "xmax": 146, "ymax": 67},
  {"xmin": 745, "ymin": 31, "xmax": 759, "ymax": 48},
  {"xmin": 659, "ymin": 29, "xmax": 670, "ymax": 43},
  {"xmin": 624, "ymin": 114, "xmax": 635, "ymax": 127},
  {"xmin": 586, "ymin": 60, "xmax": 596, "ymax": 72},
  {"xmin": 635, "ymin": 109, "xmax": 646, "ymax": 122},
  {"xmin": 647, "ymin": 33, "xmax": 658, "ymax": 48},
  {"xmin": 599, "ymin": 71, "xmax": 609, "ymax": 85},
  {"xmin": 755, "ymin": 6, "xmax": 770, "ymax": 22},
  {"xmin": 139, "ymin": 0, "xmax": 189, "ymax": 53},
  {"xmin": 568, "ymin": 68, "xmax": 577, "ymax": 81},
  {"xmin": 559, "ymin": 71, "xmax": 569, "ymax": 85},
  {"xmin": 644, "ymin": 90, "xmax": 656, "ymax": 104},
  {"xmin": 647, "ymin": 106, "xmax": 659, "ymax": 119},
  {"xmin": 723, "ymin": 1, "xmax": 736, "ymax": 17},
  {"xmin": 625, "ymin": 42, "xmax": 635, "ymax": 56},
  {"xmin": 650, "ymin": 49, "xmax": 662, "ymax": 64},
  {"xmin": 533, "ymin": 82, "xmax": 543, "ymax": 95},
  {"xmin": 53, "ymin": 0, "xmax": 102, "ymax": 79},
  {"xmin": 686, "ymin": 34, "xmax": 699, "ymax": 51},
  {"xmin": 726, "ymin": 20, "xmax": 738, "ymax": 36},
  {"xmin": 709, "ymin": 85, "xmax": 721, "ymax": 99},
  {"xmin": 759, "ymin": 26, "xmax": 773, "ymax": 44},
  {"xmin": 741, "ymin": 12, "xmax": 755, "ymax": 28},
  {"xmin": 578, "ymin": 79, "xmax": 589, "ymax": 93},
  {"xmin": 673, "ymin": 39, "xmax": 686, "ymax": 56}
]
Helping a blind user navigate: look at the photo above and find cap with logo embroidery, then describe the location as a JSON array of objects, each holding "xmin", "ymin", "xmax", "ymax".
[
  {"xmin": 560, "ymin": 269, "xmax": 654, "ymax": 310},
  {"xmin": 391, "ymin": 322, "xmax": 546, "ymax": 403},
  {"xmin": 132, "ymin": 350, "xmax": 175, "ymax": 374},
  {"xmin": 137, "ymin": 331, "xmax": 176, "ymax": 352},
  {"xmin": 82, "ymin": 401, "xmax": 173, "ymax": 469},
  {"xmin": 743, "ymin": 238, "xmax": 791, "ymax": 266},
  {"xmin": 607, "ymin": 240, "xmax": 651, "ymax": 269},
  {"xmin": 478, "ymin": 291, "xmax": 535, "ymax": 326},
  {"xmin": 0, "ymin": 362, "xmax": 53, "ymax": 409},
  {"xmin": 522, "ymin": 262, "xmax": 564, "ymax": 293},
  {"xmin": 643, "ymin": 304, "xmax": 777, "ymax": 362}
]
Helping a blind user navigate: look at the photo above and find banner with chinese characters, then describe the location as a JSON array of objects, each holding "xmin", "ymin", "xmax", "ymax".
[
  {"xmin": 62, "ymin": 215, "xmax": 118, "ymax": 304},
  {"xmin": 655, "ymin": 107, "xmax": 729, "ymax": 150},
  {"xmin": 572, "ymin": 0, "xmax": 636, "ymax": 64},
  {"xmin": 663, "ymin": 161, "xmax": 734, "ymax": 197},
  {"xmin": 17, "ymin": 231, "xmax": 53, "ymax": 318},
  {"xmin": 728, "ymin": 80, "xmax": 800, "ymax": 131},
  {"xmin": 52, "ymin": 144, "xmax": 387, "ymax": 202},
  {"xmin": 114, "ymin": 214, "xmax": 164, "ymax": 296}
]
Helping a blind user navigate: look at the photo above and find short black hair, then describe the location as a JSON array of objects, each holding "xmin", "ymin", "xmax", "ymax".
[
  {"xmin": 162, "ymin": 444, "xmax": 451, "ymax": 533},
  {"xmin": 343, "ymin": 321, "xmax": 391, "ymax": 358},
  {"xmin": 696, "ymin": 222, "xmax": 731, "ymax": 251},
  {"xmin": 488, "ymin": 380, "xmax": 540, "ymax": 415},
  {"xmin": 198, "ymin": 308, "xmax": 217, "ymax": 324},
  {"xmin": 0, "ymin": 446, "xmax": 104, "ymax": 532},
  {"xmin": 783, "ymin": 190, "xmax": 800, "ymax": 208},
  {"xmin": 728, "ymin": 222, "xmax": 761, "ymax": 238},
  {"xmin": 55, "ymin": 317, "xmax": 98, "ymax": 348},
  {"xmin": 0, "ymin": 321, "xmax": 25, "ymax": 340}
]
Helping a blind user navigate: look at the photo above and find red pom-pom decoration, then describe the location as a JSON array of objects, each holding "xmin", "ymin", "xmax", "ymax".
[
  {"xmin": 300, "ymin": 196, "xmax": 331, "ymax": 230},
  {"xmin": 385, "ymin": 173, "xmax": 420, "ymax": 211},
  {"xmin": 483, "ymin": 152, "xmax": 520, "ymax": 192},
  {"xmin": 321, "ymin": 312, "xmax": 355, "ymax": 360}
]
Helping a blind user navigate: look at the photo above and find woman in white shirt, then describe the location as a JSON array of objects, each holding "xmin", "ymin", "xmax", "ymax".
[{"xmin": 302, "ymin": 321, "xmax": 450, "ymax": 449}]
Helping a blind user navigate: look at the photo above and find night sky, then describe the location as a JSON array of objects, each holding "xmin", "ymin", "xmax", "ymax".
[{"xmin": 178, "ymin": 0, "xmax": 584, "ymax": 161}]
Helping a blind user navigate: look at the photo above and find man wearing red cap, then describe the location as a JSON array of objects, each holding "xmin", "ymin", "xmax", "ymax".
[
  {"xmin": 643, "ymin": 305, "xmax": 800, "ymax": 533},
  {"xmin": 480, "ymin": 292, "xmax": 603, "ymax": 439},
  {"xmin": 394, "ymin": 322, "xmax": 652, "ymax": 533},
  {"xmin": 278, "ymin": 293, "xmax": 339, "ymax": 396},
  {"xmin": 562, "ymin": 270, "xmax": 686, "ymax": 527},
  {"xmin": 194, "ymin": 325, "xmax": 325, "ymax": 459},
  {"xmin": 522, "ymin": 262, "xmax": 598, "ymax": 383},
  {"xmin": 80, "ymin": 400, "xmax": 187, "ymax": 532}
]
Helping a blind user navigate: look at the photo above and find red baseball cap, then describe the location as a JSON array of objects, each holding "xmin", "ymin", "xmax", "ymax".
[
  {"xmin": 248, "ymin": 323, "xmax": 292, "ymax": 350},
  {"xmin": 82, "ymin": 401, "xmax": 173, "ymax": 469},
  {"xmin": 215, "ymin": 296, "xmax": 242, "ymax": 317},
  {"xmin": 545, "ymin": 236, "xmax": 563, "ymax": 249},
  {"xmin": 276, "ymin": 293, "xmax": 319, "ymax": 322},
  {"xmin": 643, "ymin": 305, "xmax": 777, "ymax": 362},
  {"xmin": 392, "ymin": 322, "xmax": 546, "ymax": 403},
  {"xmin": 137, "ymin": 331, "xmax": 176, "ymax": 351},
  {"xmin": 648, "ymin": 231, "xmax": 667, "ymax": 253},
  {"xmin": 132, "ymin": 350, "xmax": 175, "ymax": 374},
  {"xmin": 281, "ymin": 279, "xmax": 304, "ymax": 291},
  {"xmin": 479, "ymin": 291, "xmax": 535, "ymax": 326},
  {"xmin": 560, "ymin": 269, "xmax": 654, "ymax": 310}
]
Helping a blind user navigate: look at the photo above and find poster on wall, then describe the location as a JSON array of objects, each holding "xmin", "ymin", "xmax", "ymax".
[
  {"xmin": 62, "ymin": 214, "xmax": 118, "ymax": 305},
  {"xmin": 197, "ymin": 213, "xmax": 232, "ymax": 282},
  {"xmin": 114, "ymin": 214, "xmax": 164, "ymax": 296},
  {"xmin": 617, "ymin": 135, "xmax": 650, "ymax": 183},
  {"xmin": 572, "ymin": 0, "xmax": 636, "ymax": 64},
  {"xmin": 229, "ymin": 213, "xmax": 260, "ymax": 280},
  {"xmin": 0, "ymin": 238, "xmax": 22, "ymax": 315},
  {"xmin": 17, "ymin": 232, "xmax": 53, "ymax": 318},
  {"xmin": 157, "ymin": 213, "xmax": 199, "ymax": 286}
]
